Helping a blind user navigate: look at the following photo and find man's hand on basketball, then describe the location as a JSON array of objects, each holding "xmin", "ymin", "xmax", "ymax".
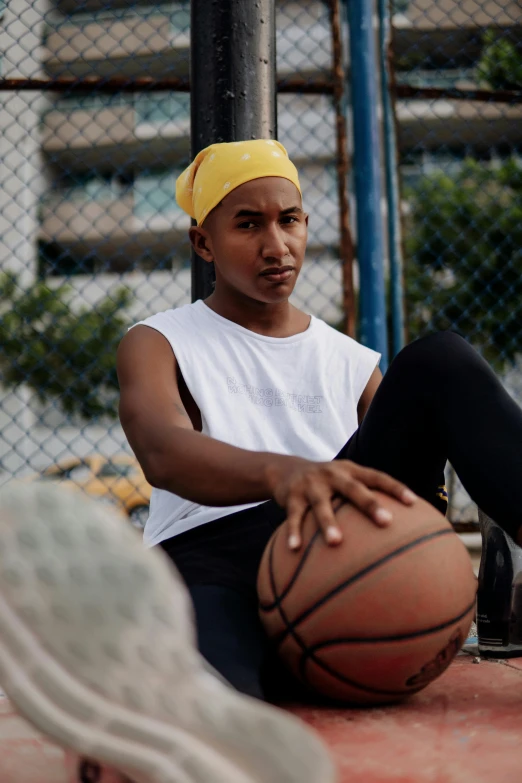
[{"xmin": 266, "ymin": 459, "xmax": 417, "ymax": 551}]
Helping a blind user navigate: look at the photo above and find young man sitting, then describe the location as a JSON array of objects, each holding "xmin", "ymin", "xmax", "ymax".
[{"xmin": 0, "ymin": 139, "xmax": 521, "ymax": 783}]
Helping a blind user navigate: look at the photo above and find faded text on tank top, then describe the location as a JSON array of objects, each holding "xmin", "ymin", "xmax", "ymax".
[{"xmin": 227, "ymin": 376, "xmax": 323, "ymax": 413}]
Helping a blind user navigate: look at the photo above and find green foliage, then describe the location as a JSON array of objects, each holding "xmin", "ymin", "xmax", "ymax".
[
  {"xmin": 0, "ymin": 274, "xmax": 132, "ymax": 420},
  {"xmin": 404, "ymin": 158, "xmax": 522, "ymax": 369},
  {"xmin": 477, "ymin": 30, "xmax": 522, "ymax": 90}
]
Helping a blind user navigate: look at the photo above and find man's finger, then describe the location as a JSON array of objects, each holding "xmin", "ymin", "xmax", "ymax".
[
  {"xmin": 307, "ymin": 487, "xmax": 343, "ymax": 546},
  {"xmin": 285, "ymin": 497, "xmax": 309, "ymax": 550},
  {"xmin": 335, "ymin": 477, "xmax": 393, "ymax": 526},
  {"xmin": 351, "ymin": 465, "xmax": 417, "ymax": 505}
]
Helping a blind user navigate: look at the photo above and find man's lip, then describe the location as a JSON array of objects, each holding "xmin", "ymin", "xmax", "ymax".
[{"xmin": 260, "ymin": 266, "xmax": 294, "ymax": 276}]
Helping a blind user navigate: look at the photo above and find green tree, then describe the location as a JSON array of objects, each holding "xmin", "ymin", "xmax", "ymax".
[
  {"xmin": 0, "ymin": 274, "xmax": 132, "ymax": 420},
  {"xmin": 477, "ymin": 30, "xmax": 522, "ymax": 90},
  {"xmin": 404, "ymin": 158, "xmax": 522, "ymax": 369}
]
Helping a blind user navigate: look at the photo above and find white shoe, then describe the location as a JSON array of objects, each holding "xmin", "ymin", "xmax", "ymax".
[{"xmin": 0, "ymin": 482, "xmax": 336, "ymax": 783}]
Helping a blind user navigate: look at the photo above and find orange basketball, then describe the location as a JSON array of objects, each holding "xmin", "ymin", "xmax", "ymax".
[{"xmin": 257, "ymin": 493, "xmax": 477, "ymax": 705}]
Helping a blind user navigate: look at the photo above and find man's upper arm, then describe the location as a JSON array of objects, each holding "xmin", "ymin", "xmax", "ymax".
[
  {"xmin": 116, "ymin": 325, "xmax": 193, "ymax": 483},
  {"xmin": 357, "ymin": 366, "xmax": 382, "ymax": 424}
]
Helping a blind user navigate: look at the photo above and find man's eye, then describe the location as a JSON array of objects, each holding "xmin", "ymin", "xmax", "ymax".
[
  {"xmin": 238, "ymin": 221, "xmax": 256, "ymax": 229},
  {"xmin": 281, "ymin": 216, "xmax": 298, "ymax": 224}
]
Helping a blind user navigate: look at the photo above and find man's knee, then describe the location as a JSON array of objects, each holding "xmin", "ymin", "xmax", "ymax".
[
  {"xmin": 402, "ymin": 330, "xmax": 466, "ymax": 356},
  {"xmin": 391, "ymin": 330, "xmax": 471, "ymax": 376}
]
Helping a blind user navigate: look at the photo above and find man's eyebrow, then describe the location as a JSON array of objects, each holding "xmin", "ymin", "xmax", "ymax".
[
  {"xmin": 233, "ymin": 206, "xmax": 303, "ymax": 218},
  {"xmin": 234, "ymin": 209, "xmax": 263, "ymax": 218}
]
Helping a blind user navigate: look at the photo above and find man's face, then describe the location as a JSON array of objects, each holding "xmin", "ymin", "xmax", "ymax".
[{"xmin": 189, "ymin": 176, "xmax": 308, "ymax": 303}]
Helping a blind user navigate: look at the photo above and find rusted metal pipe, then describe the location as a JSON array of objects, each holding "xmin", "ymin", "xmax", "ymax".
[
  {"xmin": 4, "ymin": 80, "xmax": 521, "ymax": 103},
  {"xmin": 0, "ymin": 76, "xmax": 335, "ymax": 95},
  {"xmin": 395, "ymin": 84, "xmax": 522, "ymax": 104},
  {"xmin": 0, "ymin": 77, "xmax": 192, "ymax": 92}
]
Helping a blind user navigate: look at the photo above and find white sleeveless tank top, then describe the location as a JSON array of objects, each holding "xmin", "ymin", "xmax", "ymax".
[{"xmin": 130, "ymin": 300, "xmax": 380, "ymax": 546}]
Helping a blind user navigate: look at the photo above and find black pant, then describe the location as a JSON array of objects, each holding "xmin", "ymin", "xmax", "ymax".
[{"xmin": 160, "ymin": 332, "xmax": 522, "ymax": 700}]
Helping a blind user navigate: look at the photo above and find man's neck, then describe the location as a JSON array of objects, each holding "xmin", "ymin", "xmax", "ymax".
[{"xmin": 203, "ymin": 292, "xmax": 310, "ymax": 338}]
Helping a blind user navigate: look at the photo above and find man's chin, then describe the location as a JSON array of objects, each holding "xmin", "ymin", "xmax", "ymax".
[
  {"xmin": 252, "ymin": 280, "xmax": 298, "ymax": 304},
  {"xmin": 254, "ymin": 291, "xmax": 295, "ymax": 305}
]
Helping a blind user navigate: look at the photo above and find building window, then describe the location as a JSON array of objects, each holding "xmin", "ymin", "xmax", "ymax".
[
  {"xmin": 50, "ymin": 2, "xmax": 190, "ymax": 28},
  {"xmin": 41, "ymin": 93, "xmax": 191, "ymax": 127},
  {"xmin": 38, "ymin": 241, "xmax": 97, "ymax": 277},
  {"xmin": 135, "ymin": 92, "xmax": 189, "ymax": 125},
  {"xmin": 399, "ymin": 149, "xmax": 522, "ymax": 189},
  {"xmin": 396, "ymin": 68, "xmax": 478, "ymax": 89},
  {"xmin": 134, "ymin": 171, "xmax": 180, "ymax": 217},
  {"xmin": 44, "ymin": 94, "xmax": 131, "ymax": 117},
  {"xmin": 56, "ymin": 172, "xmax": 134, "ymax": 201},
  {"xmin": 169, "ymin": 4, "xmax": 190, "ymax": 36}
]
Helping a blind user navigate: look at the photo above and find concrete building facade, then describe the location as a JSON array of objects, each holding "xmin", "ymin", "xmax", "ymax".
[
  {"xmin": 0, "ymin": 0, "xmax": 343, "ymax": 476},
  {"xmin": 0, "ymin": 0, "xmax": 520, "ymax": 492}
]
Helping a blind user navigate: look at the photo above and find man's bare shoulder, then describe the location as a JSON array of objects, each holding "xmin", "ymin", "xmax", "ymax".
[
  {"xmin": 119, "ymin": 323, "xmax": 174, "ymax": 357},
  {"xmin": 117, "ymin": 325, "xmax": 179, "ymax": 387}
]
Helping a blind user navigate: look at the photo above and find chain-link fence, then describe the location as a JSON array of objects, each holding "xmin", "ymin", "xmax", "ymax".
[
  {"xmin": 392, "ymin": 0, "xmax": 522, "ymax": 525},
  {"xmin": 1, "ymin": 0, "xmax": 521, "ymax": 530},
  {"xmin": 0, "ymin": 0, "xmax": 352, "ymax": 526}
]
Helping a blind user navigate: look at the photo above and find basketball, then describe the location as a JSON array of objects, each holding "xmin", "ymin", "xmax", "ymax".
[{"xmin": 257, "ymin": 493, "xmax": 477, "ymax": 705}]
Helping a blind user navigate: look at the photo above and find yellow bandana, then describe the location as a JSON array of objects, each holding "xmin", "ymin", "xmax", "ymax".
[{"xmin": 176, "ymin": 139, "xmax": 302, "ymax": 225}]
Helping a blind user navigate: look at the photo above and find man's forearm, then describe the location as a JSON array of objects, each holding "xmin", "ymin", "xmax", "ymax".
[{"xmin": 144, "ymin": 425, "xmax": 306, "ymax": 506}]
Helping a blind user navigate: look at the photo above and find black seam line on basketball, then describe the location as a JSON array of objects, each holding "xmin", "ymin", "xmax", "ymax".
[
  {"xmin": 263, "ymin": 524, "xmax": 390, "ymax": 694},
  {"xmin": 280, "ymin": 582, "xmax": 415, "ymax": 697},
  {"xmin": 260, "ymin": 495, "xmax": 350, "ymax": 613},
  {"xmin": 295, "ymin": 612, "xmax": 418, "ymax": 697},
  {"xmin": 272, "ymin": 527, "xmax": 454, "ymax": 650},
  {"xmin": 259, "ymin": 528, "xmax": 322, "ymax": 612},
  {"xmin": 296, "ymin": 600, "xmax": 475, "ymax": 697},
  {"xmin": 299, "ymin": 640, "xmax": 426, "ymax": 698},
  {"xmin": 267, "ymin": 531, "xmax": 279, "ymax": 633},
  {"xmin": 266, "ymin": 529, "xmax": 315, "ymax": 652},
  {"xmin": 266, "ymin": 537, "xmax": 314, "ymax": 688},
  {"xmin": 273, "ymin": 532, "xmax": 469, "ymax": 698},
  {"xmin": 265, "ymin": 543, "xmax": 408, "ymax": 697},
  {"xmin": 303, "ymin": 596, "xmax": 477, "ymax": 652}
]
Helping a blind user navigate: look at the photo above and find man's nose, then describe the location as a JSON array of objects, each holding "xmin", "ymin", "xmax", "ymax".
[{"xmin": 261, "ymin": 224, "xmax": 289, "ymax": 259}]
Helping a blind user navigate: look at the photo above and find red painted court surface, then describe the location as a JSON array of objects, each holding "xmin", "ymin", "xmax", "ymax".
[
  {"xmin": 290, "ymin": 652, "xmax": 522, "ymax": 783},
  {"xmin": 0, "ymin": 652, "xmax": 521, "ymax": 783}
]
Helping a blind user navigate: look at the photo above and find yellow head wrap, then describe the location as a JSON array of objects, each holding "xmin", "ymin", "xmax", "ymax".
[{"xmin": 176, "ymin": 139, "xmax": 301, "ymax": 225}]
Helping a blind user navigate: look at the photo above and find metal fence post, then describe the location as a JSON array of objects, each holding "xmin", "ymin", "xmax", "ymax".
[
  {"xmin": 378, "ymin": 0, "xmax": 405, "ymax": 357},
  {"xmin": 344, "ymin": 0, "xmax": 388, "ymax": 367},
  {"xmin": 190, "ymin": 0, "xmax": 277, "ymax": 301}
]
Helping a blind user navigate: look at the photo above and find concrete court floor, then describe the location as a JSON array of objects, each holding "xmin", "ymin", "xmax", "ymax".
[
  {"xmin": 0, "ymin": 651, "xmax": 521, "ymax": 783},
  {"xmin": 0, "ymin": 539, "xmax": 504, "ymax": 783},
  {"xmin": 290, "ymin": 651, "xmax": 522, "ymax": 783}
]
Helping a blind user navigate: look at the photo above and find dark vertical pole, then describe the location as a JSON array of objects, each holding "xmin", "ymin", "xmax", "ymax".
[{"xmin": 190, "ymin": 0, "xmax": 277, "ymax": 301}]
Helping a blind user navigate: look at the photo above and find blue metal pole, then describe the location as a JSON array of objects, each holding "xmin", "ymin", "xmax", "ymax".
[
  {"xmin": 378, "ymin": 0, "xmax": 405, "ymax": 356},
  {"xmin": 344, "ymin": 0, "xmax": 388, "ymax": 368}
]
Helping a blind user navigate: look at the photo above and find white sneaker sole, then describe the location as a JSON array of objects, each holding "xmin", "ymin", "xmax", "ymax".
[{"xmin": 0, "ymin": 482, "xmax": 336, "ymax": 783}]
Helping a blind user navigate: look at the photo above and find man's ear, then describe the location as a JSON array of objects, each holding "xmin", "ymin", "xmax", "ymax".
[{"xmin": 189, "ymin": 226, "xmax": 214, "ymax": 263}]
